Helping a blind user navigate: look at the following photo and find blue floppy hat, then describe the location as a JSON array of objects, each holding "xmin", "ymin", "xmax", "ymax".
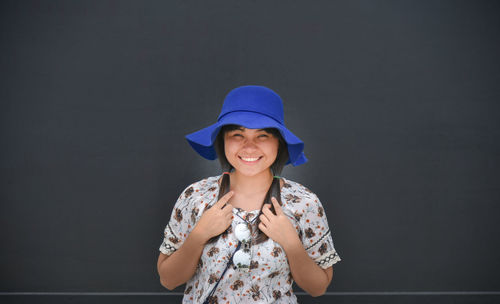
[{"xmin": 185, "ymin": 85, "xmax": 308, "ymax": 166}]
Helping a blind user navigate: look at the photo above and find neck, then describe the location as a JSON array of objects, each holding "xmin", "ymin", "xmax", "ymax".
[{"xmin": 231, "ymin": 169, "xmax": 274, "ymax": 195}]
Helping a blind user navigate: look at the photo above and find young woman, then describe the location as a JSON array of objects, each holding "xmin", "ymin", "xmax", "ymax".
[{"xmin": 157, "ymin": 85, "xmax": 341, "ymax": 303}]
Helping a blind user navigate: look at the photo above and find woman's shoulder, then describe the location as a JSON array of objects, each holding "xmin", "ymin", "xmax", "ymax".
[
  {"xmin": 182, "ymin": 175, "xmax": 221, "ymax": 192},
  {"xmin": 176, "ymin": 175, "xmax": 221, "ymax": 201},
  {"xmin": 282, "ymin": 178, "xmax": 318, "ymax": 197},
  {"xmin": 184, "ymin": 175, "xmax": 220, "ymax": 190},
  {"xmin": 281, "ymin": 178, "xmax": 321, "ymax": 208},
  {"xmin": 281, "ymin": 178, "xmax": 328, "ymax": 228}
]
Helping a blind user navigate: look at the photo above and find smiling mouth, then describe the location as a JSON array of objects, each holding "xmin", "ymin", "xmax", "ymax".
[{"xmin": 239, "ymin": 156, "xmax": 262, "ymax": 162}]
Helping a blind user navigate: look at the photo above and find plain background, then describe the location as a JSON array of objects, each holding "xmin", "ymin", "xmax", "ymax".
[{"xmin": 1, "ymin": 0, "xmax": 499, "ymax": 303}]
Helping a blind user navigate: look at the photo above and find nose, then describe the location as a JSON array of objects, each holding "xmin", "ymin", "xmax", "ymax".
[{"xmin": 241, "ymin": 138, "xmax": 258, "ymax": 150}]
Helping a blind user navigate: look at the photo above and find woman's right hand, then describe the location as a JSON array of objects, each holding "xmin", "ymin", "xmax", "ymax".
[{"xmin": 192, "ymin": 191, "xmax": 234, "ymax": 243}]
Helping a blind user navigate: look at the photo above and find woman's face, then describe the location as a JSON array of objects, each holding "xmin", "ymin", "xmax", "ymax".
[{"xmin": 224, "ymin": 126, "xmax": 279, "ymax": 177}]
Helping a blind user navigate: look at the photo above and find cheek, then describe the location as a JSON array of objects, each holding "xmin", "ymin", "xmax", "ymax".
[
  {"xmin": 223, "ymin": 140, "xmax": 238, "ymax": 160},
  {"xmin": 266, "ymin": 140, "xmax": 280, "ymax": 161}
]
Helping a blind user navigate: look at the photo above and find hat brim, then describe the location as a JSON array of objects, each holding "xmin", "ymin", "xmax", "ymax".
[{"xmin": 185, "ymin": 111, "xmax": 307, "ymax": 166}]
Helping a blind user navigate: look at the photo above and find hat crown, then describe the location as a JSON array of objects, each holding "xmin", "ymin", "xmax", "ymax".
[{"xmin": 217, "ymin": 85, "xmax": 284, "ymax": 124}]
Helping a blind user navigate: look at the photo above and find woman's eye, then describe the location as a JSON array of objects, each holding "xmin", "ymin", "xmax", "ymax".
[{"xmin": 258, "ymin": 134, "xmax": 269, "ymax": 138}]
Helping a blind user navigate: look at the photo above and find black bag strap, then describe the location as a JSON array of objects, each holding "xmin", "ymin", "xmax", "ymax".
[{"xmin": 202, "ymin": 241, "xmax": 242, "ymax": 304}]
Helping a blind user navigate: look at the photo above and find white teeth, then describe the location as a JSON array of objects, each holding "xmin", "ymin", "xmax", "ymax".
[{"xmin": 241, "ymin": 157, "xmax": 259, "ymax": 162}]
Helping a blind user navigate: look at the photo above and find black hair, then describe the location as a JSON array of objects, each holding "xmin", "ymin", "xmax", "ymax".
[{"xmin": 207, "ymin": 124, "xmax": 289, "ymax": 244}]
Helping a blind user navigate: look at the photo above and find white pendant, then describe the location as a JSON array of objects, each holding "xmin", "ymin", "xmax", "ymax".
[
  {"xmin": 234, "ymin": 223, "xmax": 251, "ymax": 242},
  {"xmin": 233, "ymin": 250, "xmax": 251, "ymax": 268}
]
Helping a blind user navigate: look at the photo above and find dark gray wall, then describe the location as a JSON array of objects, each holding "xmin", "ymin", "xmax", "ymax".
[{"xmin": 1, "ymin": 0, "xmax": 499, "ymax": 303}]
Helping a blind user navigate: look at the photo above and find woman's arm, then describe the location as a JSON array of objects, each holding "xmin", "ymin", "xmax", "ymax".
[
  {"xmin": 157, "ymin": 229, "xmax": 207, "ymax": 290},
  {"xmin": 280, "ymin": 237, "xmax": 333, "ymax": 296},
  {"xmin": 157, "ymin": 191, "xmax": 234, "ymax": 290},
  {"xmin": 259, "ymin": 197, "xmax": 333, "ymax": 296}
]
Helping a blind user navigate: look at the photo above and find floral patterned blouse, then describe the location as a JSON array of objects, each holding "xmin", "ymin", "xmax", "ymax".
[{"xmin": 159, "ymin": 175, "xmax": 341, "ymax": 303}]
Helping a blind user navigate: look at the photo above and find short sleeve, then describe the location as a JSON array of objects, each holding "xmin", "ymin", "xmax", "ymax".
[
  {"xmin": 298, "ymin": 193, "xmax": 341, "ymax": 269},
  {"xmin": 159, "ymin": 184, "xmax": 200, "ymax": 255}
]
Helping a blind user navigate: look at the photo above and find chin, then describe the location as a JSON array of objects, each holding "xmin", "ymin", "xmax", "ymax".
[{"xmin": 229, "ymin": 164, "xmax": 272, "ymax": 177}]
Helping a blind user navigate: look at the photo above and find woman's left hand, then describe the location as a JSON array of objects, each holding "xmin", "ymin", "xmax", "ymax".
[{"xmin": 258, "ymin": 197, "xmax": 301, "ymax": 249}]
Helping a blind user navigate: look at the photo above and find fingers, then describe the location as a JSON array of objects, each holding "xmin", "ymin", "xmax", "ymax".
[
  {"xmin": 271, "ymin": 197, "xmax": 283, "ymax": 215},
  {"xmin": 222, "ymin": 202, "xmax": 233, "ymax": 211},
  {"xmin": 259, "ymin": 214, "xmax": 270, "ymax": 226},
  {"xmin": 225, "ymin": 212, "xmax": 234, "ymax": 225},
  {"xmin": 258, "ymin": 222, "xmax": 268, "ymax": 235},
  {"xmin": 215, "ymin": 191, "xmax": 234, "ymax": 208},
  {"xmin": 261, "ymin": 203, "xmax": 273, "ymax": 217},
  {"xmin": 223, "ymin": 202, "xmax": 234, "ymax": 220}
]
